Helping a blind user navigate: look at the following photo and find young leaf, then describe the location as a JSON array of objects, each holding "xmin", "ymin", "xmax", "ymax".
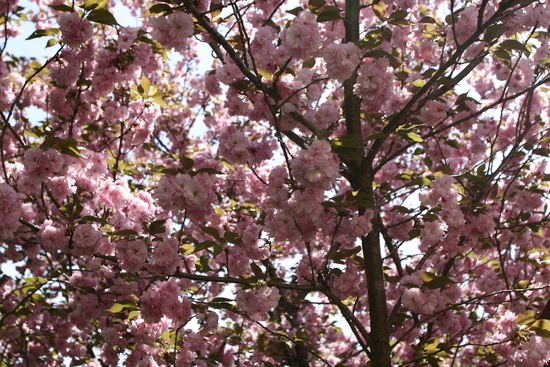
[
  {"xmin": 87, "ymin": 8, "xmax": 119, "ymax": 26},
  {"xmin": 372, "ymin": 0, "xmax": 386, "ymax": 19},
  {"xmin": 26, "ymin": 28, "xmax": 59, "ymax": 40}
]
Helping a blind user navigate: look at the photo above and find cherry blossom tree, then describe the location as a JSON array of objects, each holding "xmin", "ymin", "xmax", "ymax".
[{"xmin": 2, "ymin": 0, "xmax": 550, "ymax": 366}]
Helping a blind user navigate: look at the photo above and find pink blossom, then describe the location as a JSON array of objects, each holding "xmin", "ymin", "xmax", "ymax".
[
  {"xmin": 140, "ymin": 280, "xmax": 191, "ymax": 324},
  {"xmin": 329, "ymin": 258, "xmax": 366, "ymax": 299},
  {"xmin": 401, "ymin": 288, "xmax": 440, "ymax": 315},
  {"xmin": 0, "ymin": 183, "xmax": 22, "ymax": 241},
  {"xmin": 386, "ymin": 212, "xmax": 414, "ymax": 241},
  {"xmin": 0, "ymin": 0, "xmax": 18, "ymax": 13},
  {"xmin": 218, "ymin": 125, "xmax": 252, "ymax": 164},
  {"xmin": 418, "ymin": 100, "xmax": 449, "ymax": 126},
  {"xmin": 310, "ymin": 100, "xmax": 340, "ymax": 129},
  {"xmin": 289, "ymin": 188, "xmax": 324, "ymax": 222},
  {"xmin": 150, "ymin": 12, "xmax": 194, "ymax": 52},
  {"xmin": 453, "ymin": 6, "xmax": 478, "ymax": 44},
  {"xmin": 117, "ymin": 27, "xmax": 138, "ymax": 51},
  {"xmin": 47, "ymin": 176, "xmax": 76, "ymax": 199},
  {"xmin": 215, "ymin": 62, "xmax": 242, "ymax": 85},
  {"xmin": 323, "ymin": 42, "xmax": 361, "ymax": 82},
  {"xmin": 149, "ymin": 237, "xmax": 182, "ymax": 275},
  {"xmin": 282, "ymin": 11, "xmax": 322, "ymax": 59},
  {"xmin": 0, "ymin": 76, "xmax": 16, "ymax": 110},
  {"xmin": 421, "ymin": 220, "xmax": 446, "ymax": 247},
  {"xmin": 72, "ymin": 224, "xmax": 103, "ymax": 255},
  {"xmin": 116, "ymin": 239, "xmax": 148, "ymax": 272},
  {"xmin": 442, "ymin": 207, "xmax": 465, "ymax": 229},
  {"xmin": 23, "ymin": 147, "xmax": 64, "ymax": 179},
  {"xmin": 241, "ymin": 224, "xmax": 269, "ymax": 261},
  {"xmin": 290, "ymin": 140, "xmax": 340, "ymax": 189},
  {"xmin": 227, "ymin": 246, "xmax": 251, "ymax": 277},
  {"xmin": 349, "ymin": 209, "xmax": 374, "ymax": 237},
  {"xmin": 39, "ymin": 220, "xmax": 69, "ymax": 252},
  {"xmin": 236, "ymin": 286, "xmax": 280, "ymax": 321},
  {"xmin": 58, "ymin": 12, "xmax": 93, "ymax": 48}
]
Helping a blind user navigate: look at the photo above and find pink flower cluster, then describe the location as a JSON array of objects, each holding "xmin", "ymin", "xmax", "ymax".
[
  {"xmin": 0, "ymin": 183, "xmax": 22, "ymax": 241},
  {"xmin": 140, "ymin": 280, "xmax": 191, "ymax": 324},
  {"xmin": 155, "ymin": 172, "xmax": 217, "ymax": 219},
  {"xmin": 329, "ymin": 258, "xmax": 365, "ymax": 299},
  {"xmin": 323, "ymin": 42, "xmax": 361, "ymax": 82},
  {"xmin": 149, "ymin": 12, "xmax": 194, "ymax": 52},
  {"xmin": 235, "ymin": 286, "xmax": 280, "ymax": 321},
  {"xmin": 354, "ymin": 58, "xmax": 393, "ymax": 113},
  {"xmin": 282, "ymin": 11, "xmax": 322, "ymax": 59},
  {"xmin": 58, "ymin": 12, "xmax": 93, "ymax": 48},
  {"xmin": 290, "ymin": 140, "xmax": 340, "ymax": 190}
]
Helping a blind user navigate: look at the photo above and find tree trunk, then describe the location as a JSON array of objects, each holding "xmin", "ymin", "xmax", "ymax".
[{"xmin": 344, "ymin": 0, "xmax": 392, "ymax": 365}]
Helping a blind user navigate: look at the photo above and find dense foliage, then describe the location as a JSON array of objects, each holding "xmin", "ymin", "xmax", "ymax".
[{"xmin": 2, "ymin": 0, "xmax": 550, "ymax": 366}]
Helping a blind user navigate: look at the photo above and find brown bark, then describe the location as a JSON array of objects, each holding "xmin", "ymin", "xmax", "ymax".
[{"xmin": 343, "ymin": 0, "xmax": 392, "ymax": 365}]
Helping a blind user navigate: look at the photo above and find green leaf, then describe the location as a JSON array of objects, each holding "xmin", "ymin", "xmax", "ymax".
[
  {"xmin": 530, "ymin": 319, "xmax": 550, "ymax": 337},
  {"xmin": 420, "ymin": 272, "xmax": 454, "ymax": 289},
  {"xmin": 434, "ymin": 164, "xmax": 453, "ymax": 175},
  {"xmin": 412, "ymin": 79, "xmax": 426, "ymax": 87},
  {"xmin": 372, "ymin": 0, "xmax": 386, "ymax": 19},
  {"xmin": 180, "ymin": 156, "xmax": 194, "ymax": 170},
  {"xmin": 419, "ymin": 16, "xmax": 436, "ymax": 23},
  {"xmin": 87, "ymin": 8, "xmax": 119, "ymax": 26},
  {"xmin": 445, "ymin": 139, "xmax": 461, "ymax": 149},
  {"xmin": 516, "ymin": 311, "xmax": 537, "ymax": 325},
  {"xmin": 208, "ymin": 300, "xmax": 236, "ymax": 311},
  {"xmin": 22, "ymin": 277, "xmax": 48, "ymax": 294},
  {"xmin": 364, "ymin": 49, "xmax": 401, "ymax": 68},
  {"xmin": 316, "ymin": 6, "xmax": 341, "ymax": 22},
  {"xmin": 201, "ymin": 226, "xmax": 222, "ymax": 241},
  {"xmin": 46, "ymin": 38, "xmax": 58, "ymax": 47},
  {"xmin": 257, "ymin": 68, "xmax": 273, "ymax": 81},
  {"xmin": 498, "ymin": 39, "xmax": 529, "ymax": 54},
  {"xmin": 308, "ymin": 0, "xmax": 326, "ymax": 11},
  {"xmin": 181, "ymin": 243, "xmax": 195, "ymax": 254},
  {"xmin": 40, "ymin": 137, "xmax": 82, "ymax": 158},
  {"xmin": 56, "ymin": 138, "xmax": 82, "ymax": 158},
  {"xmin": 404, "ymin": 131, "xmax": 423, "ymax": 142},
  {"xmin": 332, "ymin": 134, "xmax": 363, "ymax": 149},
  {"xmin": 331, "ymin": 146, "xmax": 362, "ymax": 160},
  {"xmin": 140, "ymin": 74, "xmax": 151, "ymax": 95},
  {"xmin": 388, "ymin": 9, "xmax": 410, "ymax": 26},
  {"xmin": 493, "ymin": 48, "xmax": 511, "ymax": 66},
  {"xmin": 147, "ymin": 3, "xmax": 173, "ymax": 14},
  {"xmin": 107, "ymin": 301, "xmax": 136, "ymax": 313},
  {"xmin": 26, "ymin": 28, "xmax": 59, "ymax": 40},
  {"xmin": 286, "ymin": 6, "xmax": 304, "ymax": 16},
  {"xmin": 151, "ymin": 92, "xmax": 168, "ymax": 108},
  {"xmin": 328, "ymin": 246, "xmax": 361, "ymax": 262},
  {"xmin": 250, "ymin": 262, "xmax": 265, "ymax": 279},
  {"xmin": 81, "ymin": 0, "xmax": 108, "ymax": 10},
  {"xmin": 113, "ymin": 229, "xmax": 139, "ymax": 236},
  {"xmin": 360, "ymin": 28, "xmax": 385, "ymax": 50},
  {"xmin": 409, "ymin": 177, "xmax": 431, "ymax": 187},
  {"xmin": 210, "ymin": 1, "xmax": 223, "ymax": 19},
  {"xmin": 532, "ymin": 148, "xmax": 550, "ymax": 156},
  {"xmin": 194, "ymin": 240, "xmax": 219, "ymax": 253},
  {"xmin": 484, "ymin": 23, "xmax": 507, "ymax": 43},
  {"xmin": 224, "ymin": 231, "xmax": 241, "ymax": 243},
  {"xmin": 196, "ymin": 256, "xmax": 213, "ymax": 272},
  {"xmin": 148, "ymin": 219, "xmax": 167, "ymax": 235},
  {"xmin": 49, "ymin": 4, "xmax": 75, "ymax": 12}
]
